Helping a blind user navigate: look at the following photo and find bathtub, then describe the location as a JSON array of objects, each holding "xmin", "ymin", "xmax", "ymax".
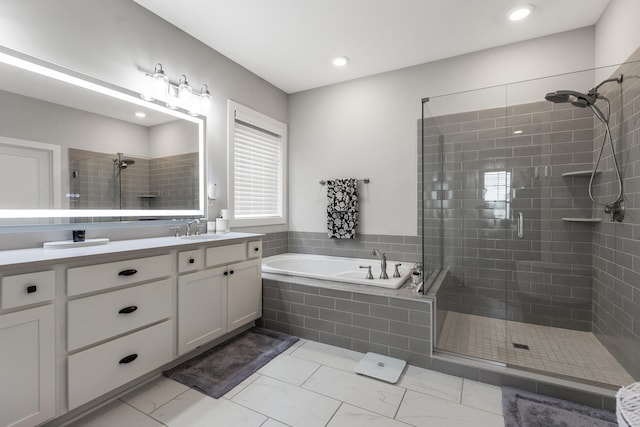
[{"xmin": 261, "ymin": 253, "xmax": 413, "ymax": 289}]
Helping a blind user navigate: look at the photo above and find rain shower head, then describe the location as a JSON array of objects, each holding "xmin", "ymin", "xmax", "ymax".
[
  {"xmin": 120, "ymin": 159, "xmax": 135, "ymax": 169},
  {"xmin": 114, "ymin": 158, "xmax": 136, "ymax": 169},
  {"xmin": 544, "ymin": 90, "xmax": 596, "ymax": 108}
]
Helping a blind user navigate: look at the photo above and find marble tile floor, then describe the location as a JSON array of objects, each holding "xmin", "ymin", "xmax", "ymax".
[
  {"xmin": 67, "ymin": 338, "xmax": 505, "ymax": 427},
  {"xmin": 437, "ymin": 311, "xmax": 635, "ymax": 387}
]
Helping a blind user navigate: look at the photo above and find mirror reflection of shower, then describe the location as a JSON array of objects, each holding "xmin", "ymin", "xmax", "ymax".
[
  {"xmin": 545, "ymin": 74, "xmax": 625, "ymax": 221},
  {"xmin": 114, "ymin": 153, "xmax": 136, "ymax": 209}
]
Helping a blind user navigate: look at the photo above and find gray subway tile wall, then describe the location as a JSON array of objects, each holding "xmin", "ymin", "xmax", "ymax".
[
  {"xmin": 260, "ymin": 277, "xmax": 432, "ymax": 368},
  {"xmin": 68, "ymin": 149, "xmax": 199, "ymax": 212},
  {"xmin": 422, "ymin": 96, "xmax": 597, "ymax": 332},
  {"xmin": 592, "ymin": 52, "xmax": 640, "ymax": 379},
  {"xmin": 261, "ymin": 231, "xmax": 422, "ymax": 264}
]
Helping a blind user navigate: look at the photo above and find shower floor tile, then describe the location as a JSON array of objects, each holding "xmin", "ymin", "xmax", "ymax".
[{"xmin": 437, "ymin": 311, "xmax": 634, "ymax": 387}]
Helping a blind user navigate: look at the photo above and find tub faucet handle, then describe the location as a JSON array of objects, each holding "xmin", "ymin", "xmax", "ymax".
[
  {"xmin": 393, "ymin": 263, "xmax": 402, "ymax": 278},
  {"xmin": 359, "ymin": 265, "xmax": 374, "ymax": 280}
]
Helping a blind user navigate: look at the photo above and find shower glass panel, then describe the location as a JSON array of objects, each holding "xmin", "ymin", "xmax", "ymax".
[
  {"xmin": 424, "ymin": 58, "xmax": 640, "ymax": 388},
  {"xmin": 424, "ymin": 86, "xmax": 511, "ymax": 365}
]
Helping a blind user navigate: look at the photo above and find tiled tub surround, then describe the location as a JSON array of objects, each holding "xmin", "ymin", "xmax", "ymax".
[
  {"xmin": 422, "ymin": 100, "xmax": 597, "ymax": 333},
  {"xmin": 260, "ymin": 273, "xmax": 433, "ymax": 368}
]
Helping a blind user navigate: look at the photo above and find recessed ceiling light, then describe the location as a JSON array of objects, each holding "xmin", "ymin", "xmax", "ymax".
[
  {"xmin": 513, "ymin": 130, "xmax": 523, "ymax": 134},
  {"xmin": 332, "ymin": 56, "xmax": 350, "ymax": 67},
  {"xmin": 508, "ymin": 5, "xmax": 533, "ymax": 21},
  {"xmin": 135, "ymin": 112, "xmax": 146, "ymax": 118}
]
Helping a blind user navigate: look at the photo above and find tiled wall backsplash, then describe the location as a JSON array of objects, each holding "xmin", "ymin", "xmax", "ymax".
[{"xmin": 262, "ymin": 231, "xmax": 422, "ymax": 264}]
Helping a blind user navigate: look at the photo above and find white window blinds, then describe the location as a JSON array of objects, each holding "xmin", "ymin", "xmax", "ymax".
[{"xmin": 233, "ymin": 119, "xmax": 283, "ymax": 219}]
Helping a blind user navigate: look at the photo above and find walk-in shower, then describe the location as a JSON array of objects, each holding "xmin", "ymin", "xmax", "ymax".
[{"xmin": 421, "ymin": 59, "xmax": 640, "ymax": 389}]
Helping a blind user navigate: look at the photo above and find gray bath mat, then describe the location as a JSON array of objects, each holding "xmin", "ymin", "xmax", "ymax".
[
  {"xmin": 164, "ymin": 327, "xmax": 299, "ymax": 398},
  {"xmin": 502, "ymin": 386, "xmax": 617, "ymax": 427}
]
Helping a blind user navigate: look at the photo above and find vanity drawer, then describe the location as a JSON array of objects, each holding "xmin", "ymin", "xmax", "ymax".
[
  {"xmin": 247, "ymin": 240, "xmax": 262, "ymax": 259},
  {"xmin": 206, "ymin": 243, "xmax": 246, "ymax": 267},
  {"xmin": 178, "ymin": 249, "xmax": 204, "ymax": 273},
  {"xmin": 67, "ymin": 254, "xmax": 171, "ymax": 297},
  {"xmin": 67, "ymin": 279, "xmax": 171, "ymax": 351},
  {"xmin": 68, "ymin": 320, "xmax": 172, "ymax": 410},
  {"xmin": 1, "ymin": 270, "xmax": 55, "ymax": 310}
]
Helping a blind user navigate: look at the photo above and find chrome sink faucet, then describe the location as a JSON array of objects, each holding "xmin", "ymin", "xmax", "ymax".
[
  {"xmin": 185, "ymin": 218, "xmax": 201, "ymax": 236},
  {"xmin": 372, "ymin": 249, "xmax": 388, "ymax": 279}
]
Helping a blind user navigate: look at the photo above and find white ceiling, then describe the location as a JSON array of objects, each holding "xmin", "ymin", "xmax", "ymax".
[{"xmin": 133, "ymin": 0, "xmax": 610, "ymax": 94}]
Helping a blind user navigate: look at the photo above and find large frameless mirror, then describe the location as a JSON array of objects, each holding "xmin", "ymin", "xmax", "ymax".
[{"xmin": 0, "ymin": 46, "xmax": 205, "ymax": 225}]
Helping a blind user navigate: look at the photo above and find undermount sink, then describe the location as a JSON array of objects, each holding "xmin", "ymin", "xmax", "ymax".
[{"xmin": 179, "ymin": 234, "xmax": 227, "ymax": 240}]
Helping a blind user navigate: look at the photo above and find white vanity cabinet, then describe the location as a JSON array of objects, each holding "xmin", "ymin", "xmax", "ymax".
[
  {"xmin": 227, "ymin": 258, "xmax": 262, "ymax": 331},
  {"xmin": 66, "ymin": 254, "xmax": 173, "ymax": 410},
  {"xmin": 177, "ymin": 240, "xmax": 263, "ymax": 355},
  {"xmin": 177, "ymin": 266, "xmax": 228, "ymax": 355},
  {"xmin": 0, "ymin": 271, "xmax": 56, "ymax": 427},
  {"xmin": 0, "ymin": 233, "xmax": 263, "ymax": 424}
]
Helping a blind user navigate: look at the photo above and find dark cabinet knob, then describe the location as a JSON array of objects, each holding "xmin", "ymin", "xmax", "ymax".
[
  {"xmin": 26, "ymin": 285, "xmax": 37, "ymax": 294},
  {"xmin": 229, "ymin": 270, "xmax": 234, "ymax": 275},
  {"xmin": 118, "ymin": 269, "xmax": 138, "ymax": 277},
  {"xmin": 254, "ymin": 247, "xmax": 259, "ymax": 252},
  {"xmin": 118, "ymin": 305, "xmax": 138, "ymax": 314},
  {"xmin": 223, "ymin": 271, "xmax": 228, "ymax": 276},
  {"xmin": 188, "ymin": 258, "xmax": 195, "ymax": 264},
  {"xmin": 119, "ymin": 354, "xmax": 138, "ymax": 364}
]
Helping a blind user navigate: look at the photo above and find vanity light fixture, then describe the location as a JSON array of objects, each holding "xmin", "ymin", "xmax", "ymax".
[
  {"xmin": 508, "ymin": 4, "xmax": 533, "ymax": 21},
  {"xmin": 332, "ymin": 56, "xmax": 350, "ymax": 67},
  {"xmin": 513, "ymin": 130, "xmax": 523, "ymax": 134},
  {"xmin": 135, "ymin": 112, "xmax": 146, "ymax": 118},
  {"xmin": 141, "ymin": 63, "xmax": 212, "ymax": 116}
]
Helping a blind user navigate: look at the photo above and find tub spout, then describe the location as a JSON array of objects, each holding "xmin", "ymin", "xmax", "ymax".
[{"xmin": 372, "ymin": 249, "xmax": 388, "ymax": 279}]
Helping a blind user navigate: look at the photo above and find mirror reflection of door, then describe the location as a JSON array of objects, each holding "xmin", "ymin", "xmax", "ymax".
[{"xmin": 0, "ymin": 137, "xmax": 59, "ymax": 210}]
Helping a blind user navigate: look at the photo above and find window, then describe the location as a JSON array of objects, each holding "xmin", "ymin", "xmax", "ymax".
[
  {"xmin": 227, "ymin": 101, "xmax": 287, "ymax": 227},
  {"xmin": 483, "ymin": 170, "xmax": 511, "ymax": 219}
]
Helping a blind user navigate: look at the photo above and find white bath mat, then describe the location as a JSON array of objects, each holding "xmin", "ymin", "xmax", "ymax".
[{"xmin": 354, "ymin": 352, "xmax": 406, "ymax": 383}]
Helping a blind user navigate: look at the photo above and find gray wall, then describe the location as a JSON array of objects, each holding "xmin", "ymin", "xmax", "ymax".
[{"xmin": 592, "ymin": 50, "xmax": 640, "ymax": 379}]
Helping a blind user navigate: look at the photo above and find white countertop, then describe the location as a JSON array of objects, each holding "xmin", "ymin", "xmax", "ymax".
[{"xmin": 0, "ymin": 232, "xmax": 263, "ymax": 270}]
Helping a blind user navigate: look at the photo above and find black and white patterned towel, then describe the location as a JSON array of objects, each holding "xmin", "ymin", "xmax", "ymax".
[{"xmin": 326, "ymin": 178, "xmax": 358, "ymax": 239}]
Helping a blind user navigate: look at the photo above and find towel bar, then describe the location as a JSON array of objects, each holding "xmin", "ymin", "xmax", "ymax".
[{"xmin": 319, "ymin": 178, "xmax": 370, "ymax": 185}]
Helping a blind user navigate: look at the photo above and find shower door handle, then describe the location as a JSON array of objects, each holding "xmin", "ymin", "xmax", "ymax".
[{"xmin": 517, "ymin": 212, "xmax": 524, "ymax": 239}]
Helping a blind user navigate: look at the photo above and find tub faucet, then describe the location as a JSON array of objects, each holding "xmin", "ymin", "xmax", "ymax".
[{"xmin": 372, "ymin": 249, "xmax": 388, "ymax": 279}]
